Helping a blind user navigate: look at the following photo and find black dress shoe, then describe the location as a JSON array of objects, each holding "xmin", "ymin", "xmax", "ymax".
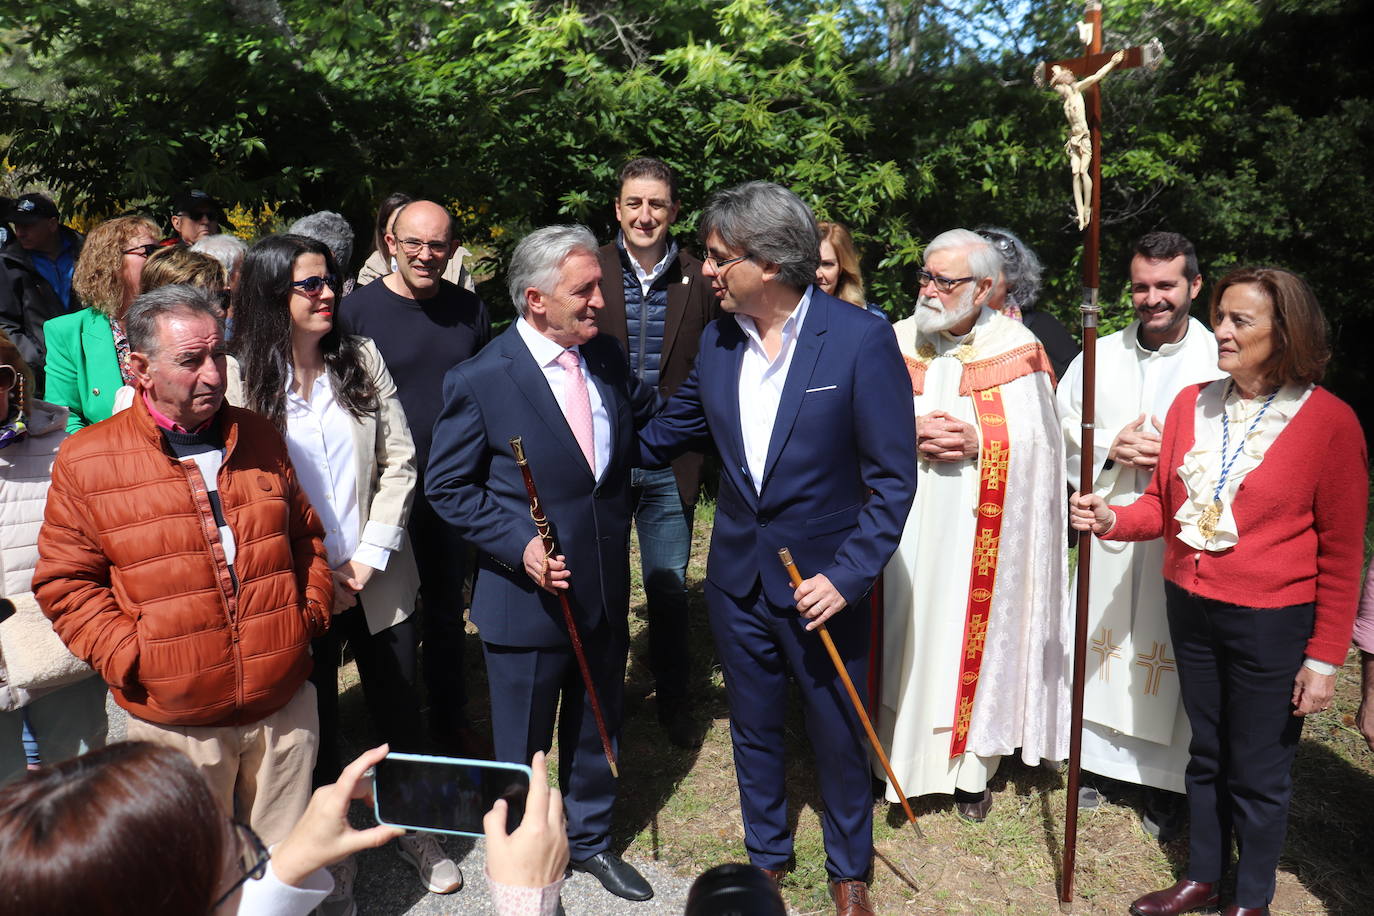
[
  {"xmin": 571, "ymin": 851, "xmax": 654, "ymax": 901},
  {"xmin": 1129, "ymin": 879, "xmax": 1219, "ymax": 916},
  {"xmin": 659, "ymin": 705, "xmax": 703, "ymax": 749}
]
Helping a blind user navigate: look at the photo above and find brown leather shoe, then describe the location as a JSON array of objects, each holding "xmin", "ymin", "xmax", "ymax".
[
  {"xmin": 1221, "ymin": 907, "xmax": 1268, "ymax": 916},
  {"xmin": 1129, "ymin": 879, "xmax": 1220, "ymax": 916},
  {"xmin": 830, "ymin": 879, "xmax": 875, "ymax": 916},
  {"xmin": 955, "ymin": 789, "xmax": 993, "ymax": 823},
  {"xmin": 758, "ymin": 867, "xmax": 785, "ymax": 888}
]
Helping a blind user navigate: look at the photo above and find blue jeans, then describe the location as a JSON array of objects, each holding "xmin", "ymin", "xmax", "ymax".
[{"xmin": 631, "ymin": 465, "xmax": 694, "ymax": 708}]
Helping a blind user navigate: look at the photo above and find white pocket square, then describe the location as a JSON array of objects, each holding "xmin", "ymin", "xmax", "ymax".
[{"xmin": 805, "ymin": 384, "xmax": 838, "ymax": 393}]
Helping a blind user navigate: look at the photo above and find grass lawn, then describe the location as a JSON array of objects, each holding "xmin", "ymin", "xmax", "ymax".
[{"xmin": 336, "ymin": 496, "xmax": 1374, "ymax": 914}]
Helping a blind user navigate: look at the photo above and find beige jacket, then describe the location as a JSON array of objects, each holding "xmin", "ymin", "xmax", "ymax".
[{"xmin": 227, "ymin": 338, "xmax": 420, "ymax": 634}]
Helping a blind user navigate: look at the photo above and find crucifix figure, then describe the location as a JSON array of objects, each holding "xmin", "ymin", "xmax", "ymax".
[
  {"xmin": 1033, "ymin": 1, "xmax": 1163, "ymax": 908},
  {"xmin": 1053, "ymin": 49, "xmax": 1125, "ymax": 229}
]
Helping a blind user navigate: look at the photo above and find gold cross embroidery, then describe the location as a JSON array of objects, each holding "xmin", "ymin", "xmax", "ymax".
[
  {"xmin": 972, "ymin": 528, "xmax": 999, "ymax": 576},
  {"xmin": 980, "ymin": 440, "xmax": 1009, "ymax": 490},
  {"xmin": 954, "ymin": 696, "xmax": 974, "ymax": 739},
  {"xmin": 1090, "ymin": 627, "xmax": 1123, "ymax": 682},
  {"xmin": 966, "ymin": 613, "xmax": 988, "ymax": 659},
  {"xmin": 1135, "ymin": 642, "xmax": 1177, "ymax": 696}
]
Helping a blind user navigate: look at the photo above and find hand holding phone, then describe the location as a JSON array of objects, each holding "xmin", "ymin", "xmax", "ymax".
[
  {"xmin": 374, "ymin": 752, "xmax": 532, "ymax": 838},
  {"xmin": 484, "ymin": 750, "xmax": 568, "ymax": 889}
]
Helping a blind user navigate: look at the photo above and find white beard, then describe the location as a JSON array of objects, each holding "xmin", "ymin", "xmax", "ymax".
[{"xmin": 914, "ymin": 286, "xmax": 979, "ymax": 337}]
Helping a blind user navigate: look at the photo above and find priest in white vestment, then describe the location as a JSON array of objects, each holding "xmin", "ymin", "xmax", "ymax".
[
  {"xmin": 1058, "ymin": 232, "xmax": 1224, "ymax": 820},
  {"xmin": 879, "ymin": 229, "xmax": 1070, "ymax": 821}
]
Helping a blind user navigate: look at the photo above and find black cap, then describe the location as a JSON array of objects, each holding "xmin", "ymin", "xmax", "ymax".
[
  {"xmin": 7, "ymin": 193, "xmax": 60, "ymax": 223},
  {"xmin": 170, "ymin": 189, "xmax": 234, "ymax": 229}
]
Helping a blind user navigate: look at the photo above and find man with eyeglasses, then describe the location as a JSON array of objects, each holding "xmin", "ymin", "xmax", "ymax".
[
  {"xmin": 164, "ymin": 189, "xmax": 232, "ymax": 247},
  {"xmin": 339, "ymin": 200, "xmax": 492, "ymax": 763},
  {"xmin": 1057, "ymin": 231, "xmax": 1223, "ymax": 840},
  {"xmin": 638, "ymin": 181, "xmax": 916, "ymax": 916},
  {"xmin": 0, "ymin": 193, "xmax": 85, "ymax": 387},
  {"xmin": 593, "ymin": 157, "xmax": 719, "ymax": 749},
  {"xmin": 877, "ymin": 228, "xmax": 1070, "ymax": 825}
]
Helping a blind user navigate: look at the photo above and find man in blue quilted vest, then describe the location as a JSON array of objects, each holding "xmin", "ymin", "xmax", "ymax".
[{"xmin": 594, "ymin": 158, "xmax": 719, "ymax": 748}]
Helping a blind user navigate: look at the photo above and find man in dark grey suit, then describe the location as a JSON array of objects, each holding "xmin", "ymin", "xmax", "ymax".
[{"xmin": 425, "ymin": 225, "xmax": 657, "ymax": 901}]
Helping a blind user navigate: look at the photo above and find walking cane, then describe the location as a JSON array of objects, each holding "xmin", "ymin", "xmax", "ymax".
[
  {"xmin": 510, "ymin": 436, "xmax": 619, "ymax": 778},
  {"xmin": 778, "ymin": 548, "xmax": 922, "ymax": 837}
]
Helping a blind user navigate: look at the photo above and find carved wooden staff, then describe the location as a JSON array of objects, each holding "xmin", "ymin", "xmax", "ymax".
[
  {"xmin": 778, "ymin": 548, "xmax": 922, "ymax": 838},
  {"xmin": 1036, "ymin": 2, "xmax": 1162, "ymax": 905},
  {"xmin": 510, "ymin": 436, "xmax": 618, "ymax": 778}
]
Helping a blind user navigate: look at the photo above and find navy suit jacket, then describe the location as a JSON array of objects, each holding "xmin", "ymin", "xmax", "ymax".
[
  {"xmin": 425, "ymin": 324, "xmax": 657, "ymax": 647},
  {"xmin": 640, "ymin": 289, "xmax": 917, "ymax": 609}
]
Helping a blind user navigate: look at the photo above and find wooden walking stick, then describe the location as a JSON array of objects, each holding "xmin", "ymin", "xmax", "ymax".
[
  {"xmin": 510, "ymin": 436, "xmax": 619, "ymax": 778},
  {"xmin": 1036, "ymin": 3, "xmax": 1163, "ymax": 906},
  {"xmin": 778, "ymin": 548, "xmax": 923, "ymax": 838}
]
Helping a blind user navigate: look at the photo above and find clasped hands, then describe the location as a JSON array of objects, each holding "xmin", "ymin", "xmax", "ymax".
[
  {"xmin": 331, "ymin": 560, "xmax": 376, "ymax": 612},
  {"xmin": 917, "ymin": 411, "xmax": 978, "ymax": 462}
]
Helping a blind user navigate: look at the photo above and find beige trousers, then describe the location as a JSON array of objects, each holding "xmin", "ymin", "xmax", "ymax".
[{"xmin": 125, "ymin": 681, "xmax": 318, "ymax": 846}]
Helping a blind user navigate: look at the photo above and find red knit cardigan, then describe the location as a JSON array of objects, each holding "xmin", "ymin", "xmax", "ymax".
[{"xmin": 1104, "ymin": 382, "xmax": 1368, "ymax": 665}]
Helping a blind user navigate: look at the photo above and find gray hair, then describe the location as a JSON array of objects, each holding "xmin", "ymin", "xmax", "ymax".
[
  {"xmin": 924, "ymin": 228, "xmax": 1001, "ymax": 285},
  {"xmin": 125, "ymin": 284, "xmax": 226, "ymax": 356},
  {"xmin": 507, "ymin": 225, "xmax": 600, "ymax": 317},
  {"xmin": 976, "ymin": 226, "xmax": 1043, "ymax": 310},
  {"xmin": 288, "ymin": 211, "xmax": 355, "ymax": 271},
  {"xmin": 190, "ymin": 233, "xmax": 248, "ymax": 278},
  {"xmin": 700, "ymin": 181, "xmax": 820, "ymax": 290}
]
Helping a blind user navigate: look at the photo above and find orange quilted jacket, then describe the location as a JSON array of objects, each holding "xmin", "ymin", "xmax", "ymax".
[{"xmin": 33, "ymin": 396, "xmax": 332, "ymax": 727}]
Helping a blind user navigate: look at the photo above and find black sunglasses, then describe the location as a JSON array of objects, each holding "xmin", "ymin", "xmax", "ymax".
[
  {"xmin": 290, "ymin": 274, "xmax": 336, "ymax": 294},
  {"xmin": 123, "ymin": 243, "xmax": 160, "ymax": 258}
]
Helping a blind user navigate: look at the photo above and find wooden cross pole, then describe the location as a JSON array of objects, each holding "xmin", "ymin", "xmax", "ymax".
[{"xmin": 1035, "ymin": 2, "xmax": 1162, "ymax": 908}]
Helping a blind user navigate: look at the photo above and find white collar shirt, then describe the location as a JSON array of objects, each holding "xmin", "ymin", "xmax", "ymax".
[
  {"xmin": 283, "ymin": 370, "xmax": 368, "ymax": 570},
  {"xmin": 618, "ymin": 230, "xmax": 675, "ymax": 301},
  {"xmin": 736, "ymin": 286, "xmax": 813, "ymax": 493},
  {"xmin": 516, "ymin": 317, "xmax": 611, "ymax": 480}
]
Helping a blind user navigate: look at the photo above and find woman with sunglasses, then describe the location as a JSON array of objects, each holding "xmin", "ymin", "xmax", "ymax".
[
  {"xmin": 42, "ymin": 215, "xmax": 161, "ymax": 432},
  {"xmin": 0, "ymin": 335, "xmax": 109, "ymax": 784},
  {"xmin": 228, "ymin": 235, "xmax": 459, "ymax": 908}
]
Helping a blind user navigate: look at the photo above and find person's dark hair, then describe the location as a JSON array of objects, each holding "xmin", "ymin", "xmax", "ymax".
[
  {"xmin": 0, "ymin": 741, "xmax": 226, "ymax": 916},
  {"xmin": 371, "ymin": 192, "xmax": 413, "ymax": 260},
  {"xmin": 685, "ymin": 863, "xmax": 787, "ymax": 916},
  {"xmin": 1210, "ymin": 266, "xmax": 1330, "ymax": 388},
  {"xmin": 617, "ymin": 157, "xmax": 679, "ymax": 202},
  {"xmin": 1133, "ymin": 231, "xmax": 1199, "ymax": 283},
  {"xmin": 700, "ymin": 181, "xmax": 820, "ymax": 290},
  {"xmin": 125, "ymin": 285, "xmax": 226, "ymax": 356},
  {"xmin": 231, "ymin": 234, "xmax": 377, "ymax": 432}
]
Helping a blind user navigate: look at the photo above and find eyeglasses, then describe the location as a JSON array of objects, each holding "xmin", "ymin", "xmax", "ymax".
[
  {"xmin": 290, "ymin": 275, "xmax": 336, "ymax": 295},
  {"xmin": 212, "ymin": 820, "xmax": 270, "ymax": 908},
  {"xmin": 916, "ymin": 269, "xmax": 976, "ymax": 294},
  {"xmin": 123, "ymin": 243, "xmax": 160, "ymax": 258},
  {"xmin": 705, "ymin": 252, "xmax": 751, "ymax": 270},
  {"xmin": 395, "ymin": 238, "xmax": 451, "ymax": 257},
  {"xmin": 0, "ymin": 366, "xmax": 17, "ymax": 390}
]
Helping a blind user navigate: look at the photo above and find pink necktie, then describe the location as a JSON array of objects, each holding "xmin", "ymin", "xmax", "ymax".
[{"xmin": 556, "ymin": 348, "xmax": 595, "ymax": 472}]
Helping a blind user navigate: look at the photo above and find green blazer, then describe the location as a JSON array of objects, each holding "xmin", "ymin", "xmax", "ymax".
[{"xmin": 42, "ymin": 307, "xmax": 123, "ymax": 433}]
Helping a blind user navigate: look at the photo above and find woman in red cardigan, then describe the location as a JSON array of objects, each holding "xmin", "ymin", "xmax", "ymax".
[{"xmin": 1072, "ymin": 266, "xmax": 1368, "ymax": 916}]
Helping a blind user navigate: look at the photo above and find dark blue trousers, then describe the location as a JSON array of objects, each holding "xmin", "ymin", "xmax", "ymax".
[
  {"xmin": 1166, "ymin": 582, "xmax": 1313, "ymax": 908},
  {"xmin": 483, "ymin": 620, "xmax": 628, "ymax": 861},
  {"xmin": 705, "ymin": 577, "xmax": 873, "ymax": 881}
]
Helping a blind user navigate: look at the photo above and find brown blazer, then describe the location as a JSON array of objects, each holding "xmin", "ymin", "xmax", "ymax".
[{"xmin": 596, "ymin": 240, "xmax": 719, "ymax": 504}]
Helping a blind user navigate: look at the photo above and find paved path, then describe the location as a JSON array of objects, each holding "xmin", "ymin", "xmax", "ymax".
[{"xmin": 106, "ymin": 697, "xmax": 695, "ymax": 914}]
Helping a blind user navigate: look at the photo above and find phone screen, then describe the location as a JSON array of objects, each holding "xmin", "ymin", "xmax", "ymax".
[{"xmin": 373, "ymin": 754, "xmax": 531, "ymax": 838}]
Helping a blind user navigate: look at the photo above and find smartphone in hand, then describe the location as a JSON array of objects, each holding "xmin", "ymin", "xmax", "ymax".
[{"xmin": 373, "ymin": 753, "xmax": 532, "ymax": 838}]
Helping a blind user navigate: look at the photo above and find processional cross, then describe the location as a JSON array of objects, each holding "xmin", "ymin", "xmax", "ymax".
[{"xmin": 1034, "ymin": 1, "xmax": 1162, "ymax": 908}]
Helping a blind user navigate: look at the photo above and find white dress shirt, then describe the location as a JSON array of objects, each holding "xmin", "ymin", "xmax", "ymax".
[
  {"xmin": 618, "ymin": 230, "xmax": 675, "ymax": 301},
  {"xmin": 283, "ymin": 369, "xmax": 392, "ymax": 571},
  {"xmin": 736, "ymin": 286, "xmax": 813, "ymax": 493},
  {"xmin": 515, "ymin": 318, "xmax": 611, "ymax": 480}
]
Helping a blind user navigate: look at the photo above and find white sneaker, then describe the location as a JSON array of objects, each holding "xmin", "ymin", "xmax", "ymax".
[
  {"xmin": 397, "ymin": 833, "xmax": 463, "ymax": 894},
  {"xmin": 315, "ymin": 856, "xmax": 357, "ymax": 916}
]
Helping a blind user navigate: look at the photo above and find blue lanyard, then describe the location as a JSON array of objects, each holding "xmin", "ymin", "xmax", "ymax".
[{"xmin": 1212, "ymin": 381, "xmax": 1276, "ymax": 503}]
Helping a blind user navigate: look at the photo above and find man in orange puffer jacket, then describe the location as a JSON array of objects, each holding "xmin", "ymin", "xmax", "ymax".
[{"xmin": 33, "ymin": 284, "xmax": 333, "ymax": 846}]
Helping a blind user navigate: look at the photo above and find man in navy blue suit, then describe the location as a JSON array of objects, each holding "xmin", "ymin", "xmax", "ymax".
[
  {"xmin": 639, "ymin": 182, "xmax": 917, "ymax": 916},
  {"xmin": 425, "ymin": 225, "xmax": 657, "ymax": 901}
]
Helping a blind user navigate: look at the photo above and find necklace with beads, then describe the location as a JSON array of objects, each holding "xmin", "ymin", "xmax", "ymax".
[{"xmin": 1196, "ymin": 380, "xmax": 1277, "ymax": 541}]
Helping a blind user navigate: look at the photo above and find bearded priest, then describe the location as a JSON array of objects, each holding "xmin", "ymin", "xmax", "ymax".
[{"xmin": 878, "ymin": 228, "xmax": 1071, "ymax": 822}]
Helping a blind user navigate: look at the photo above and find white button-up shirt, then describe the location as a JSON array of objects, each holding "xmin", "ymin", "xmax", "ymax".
[
  {"xmin": 618, "ymin": 231, "xmax": 675, "ymax": 301},
  {"xmin": 284, "ymin": 370, "xmax": 391, "ymax": 571},
  {"xmin": 736, "ymin": 286, "xmax": 813, "ymax": 493},
  {"xmin": 516, "ymin": 318, "xmax": 611, "ymax": 480}
]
